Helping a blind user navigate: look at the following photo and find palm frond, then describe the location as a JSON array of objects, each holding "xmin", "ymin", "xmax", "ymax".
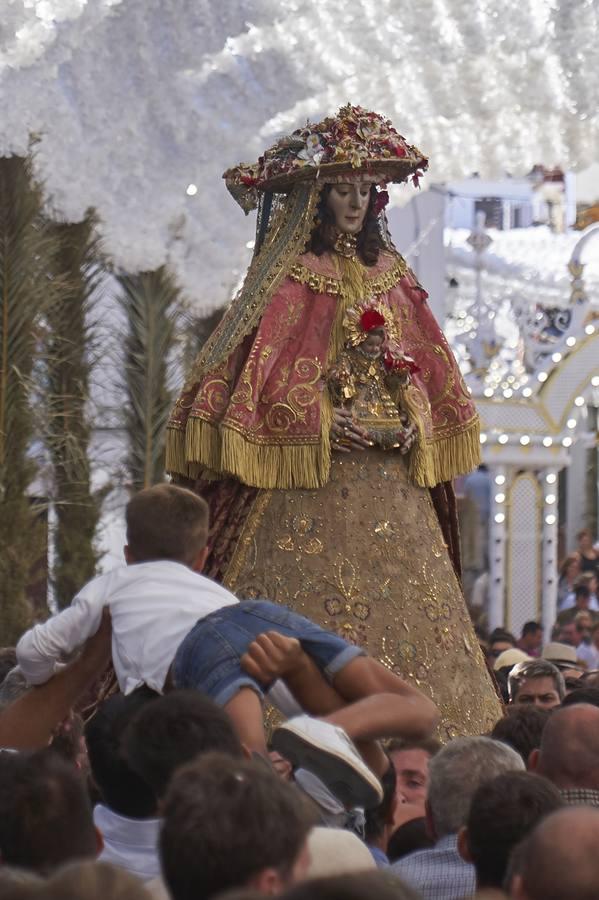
[
  {"xmin": 118, "ymin": 266, "xmax": 182, "ymax": 493},
  {"xmin": 43, "ymin": 214, "xmax": 105, "ymax": 607},
  {"xmin": 0, "ymin": 155, "xmax": 58, "ymax": 641}
]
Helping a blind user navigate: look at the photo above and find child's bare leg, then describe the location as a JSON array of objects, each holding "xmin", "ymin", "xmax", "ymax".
[
  {"xmin": 329, "ymin": 656, "xmax": 438, "ymax": 739},
  {"xmin": 223, "ymin": 687, "xmax": 269, "ymax": 757}
]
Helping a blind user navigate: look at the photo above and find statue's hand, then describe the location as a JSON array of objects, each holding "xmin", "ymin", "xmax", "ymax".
[
  {"xmin": 397, "ymin": 419, "xmax": 417, "ymax": 455},
  {"xmin": 330, "ymin": 407, "xmax": 372, "ymax": 452}
]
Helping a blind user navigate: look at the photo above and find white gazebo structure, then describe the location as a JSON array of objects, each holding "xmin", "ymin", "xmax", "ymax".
[{"xmin": 457, "ymin": 222, "xmax": 599, "ymax": 638}]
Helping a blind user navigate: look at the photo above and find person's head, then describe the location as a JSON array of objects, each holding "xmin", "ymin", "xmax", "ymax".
[
  {"xmin": 0, "ymin": 868, "xmax": 41, "ymax": 900},
  {"xmin": 85, "ymin": 689, "xmax": 159, "ymax": 818},
  {"xmin": 487, "ymin": 628, "xmax": 516, "ymax": 661},
  {"xmin": 562, "ymin": 686, "xmax": 599, "ymax": 709},
  {"xmin": 425, "ymin": 736, "xmax": 524, "ymax": 840},
  {"xmin": 520, "ymin": 621, "xmax": 543, "ymax": 652},
  {"xmin": 558, "ymin": 620, "xmax": 580, "ymax": 646},
  {"xmin": 326, "ymin": 181, "xmax": 371, "ymax": 234},
  {"xmin": 531, "ymin": 703, "xmax": 599, "ymax": 790},
  {"xmin": 575, "ymin": 610, "xmax": 593, "ymax": 644},
  {"xmin": 14, "ymin": 861, "xmax": 153, "ymax": 900},
  {"xmin": 0, "ymin": 749, "xmax": 99, "ymax": 875},
  {"xmin": 270, "ymin": 871, "xmax": 422, "ymax": 900},
  {"xmin": 387, "ymin": 737, "xmax": 440, "ymax": 805},
  {"xmin": 125, "ymin": 484, "xmax": 209, "ymax": 568},
  {"xmin": 387, "ymin": 817, "xmax": 434, "ymax": 863},
  {"xmin": 508, "ymin": 659, "xmax": 565, "ymax": 709},
  {"xmin": 305, "ymin": 827, "xmax": 376, "ymax": 879},
  {"xmin": 559, "ymin": 552, "xmax": 581, "ymax": 582},
  {"xmin": 160, "ymin": 753, "xmax": 313, "ymax": 900},
  {"xmin": 360, "ymin": 327, "xmax": 385, "ymax": 356},
  {"xmin": 123, "ymin": 689, "xmax": 243, "ymax": 801},
  {"xmin": 490, "ymin": 705, "xmax": 551, "ymax": 766},
  {"xmin": 457, "ymin": 771, "xmax": 563, "ymax": 889},
  {"xmin": 577, "ymin": 528, "xmax": 594, "ymax": 552},
  {"xmin": 511, "ymin": 807, "xmax": 599, "ymax": 900},
  {"xmin": 573, "ymin": 582, "xmax": 591, "ymax": 609},
  {"xmin": 310, "ymin": 181, "xmax": 385, "ymax": 265},
  {"xmin": 364, "ymin": 759, "xmax": 397, "ymax": 849}
]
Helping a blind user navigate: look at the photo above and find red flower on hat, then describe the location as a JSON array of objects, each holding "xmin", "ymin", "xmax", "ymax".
[{"xmin": 360, "ymin": 308, "xmax": 386, "ymax": 332}]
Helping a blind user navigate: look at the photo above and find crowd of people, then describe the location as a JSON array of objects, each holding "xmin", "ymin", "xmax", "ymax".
[{"xmin": 0, "ymin": 486, "xmax": 599, "ymax": 900}]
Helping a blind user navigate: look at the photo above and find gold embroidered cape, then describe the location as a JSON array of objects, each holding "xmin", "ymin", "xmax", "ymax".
[{"xmin": 167, "ymin": 225, "xmax": 480, "ymax": 490}]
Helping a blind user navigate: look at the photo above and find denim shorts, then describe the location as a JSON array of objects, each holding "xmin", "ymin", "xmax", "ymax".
[{"xmin": 172, "ymin": 599, "xmax": 365, "ymax": 707}]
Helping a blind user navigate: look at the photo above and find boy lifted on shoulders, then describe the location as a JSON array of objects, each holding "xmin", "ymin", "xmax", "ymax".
[{"xmin": 17, "ymin": 484, "xmax": 438, "ymax": 807}]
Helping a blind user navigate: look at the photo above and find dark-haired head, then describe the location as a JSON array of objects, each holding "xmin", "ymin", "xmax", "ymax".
[
  {"xmin": 85, "ymin": 689, "xmax": 159, "ymax": 818},
  {"xmin": 308, "ymin": 184, "xmax": 385, "ymax": 266}
]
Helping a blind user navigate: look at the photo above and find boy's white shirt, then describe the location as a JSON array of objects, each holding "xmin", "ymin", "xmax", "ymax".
[
  {"xmin": 16, "ymin": 560, "xmax": 239, "ymax": 696},
  {"xmin": 15, "ymin": 560, "xmax": 302, "ymax": 715}
]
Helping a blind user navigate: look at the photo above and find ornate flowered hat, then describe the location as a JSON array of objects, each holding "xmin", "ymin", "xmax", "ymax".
[{"xmin": 224, "ymin": 103, "xmax": 428, "ymax": 212}]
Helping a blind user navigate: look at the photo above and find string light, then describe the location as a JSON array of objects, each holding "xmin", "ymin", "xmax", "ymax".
[
  {"xmin": 551, "ymin": 352, "xmax": 562, "ymax": 363},
  {"xmin": 546, "ymin": 473, "xmax": 557, "ymax": 484},
  {"xmin": 586, "ymin": 324, "xmax": 596, "ymax": 335},
  {"xmin": 538, "ymin": 372, "xmax": 548, "ymax": 383},
  {"xmin": 592, "ymin": 376, "xmax": 599, "ymax": 387},
  {"xmin": 545, "ymin": 494, "xmax": 556, "ymax": 504},
  {"xmin": 498, "ymin": 434, "xmax": 509, "ymax": 444},
  {"xmin": 495, "ymin": 475, "xmax": 506, "ymax": 485},
  {"xmin": 495, "ymin": 513, "xmax": 505, "ymax": 524},
  {"xmin": 520, "ymin": 435, "xmax": 530, "ymax": 445},
  {"xmin": 186, "ymin": 183, "xmax": 198, "ymax": 196},
  {"xmin": 574, "ymin": 396, "xmax": 585, "ymax": 406},
  {"xmin": 495, "ymin": 493, "xmax": 506, "ymax": 504},
  {"xmin": 566, "ymin": 337, "xmax": 577, "ymax": 347},
  {"xmin": 545, "ymin": 514, "xmax": 556, "ymax": 525},
  {"xmin": 483, "ymin": 388, "xmax": 494, "ymax": 398},
  {"xmin": 567, "ymin": 418, "xmax": 577, "ymax": 429},
  {"xmin": 522, "ymin": 387, "xmax": 533, "ymax": 398},
  {"xmin": 543, "ymin": 437, "xmax": 553, "ymax": 447},
  {"xmin": 562, "ymin": 436, "xmax": 573, "ymax": 447}
]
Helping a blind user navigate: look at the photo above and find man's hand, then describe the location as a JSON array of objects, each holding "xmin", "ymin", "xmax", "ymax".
[
  {"xmin": 397, "ymin": 420, "xmax": 417, "ymax": 455},
  {"xmin": 241, "ymin": 631, "xmax": 304, "ymax": 685}
]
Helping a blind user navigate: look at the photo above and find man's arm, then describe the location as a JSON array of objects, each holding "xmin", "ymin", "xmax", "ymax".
[
  {"xmin": 242, "ymin": 632, "xmax": 389, "ymax": 776},
  {"xmin": 0, "ymin": 610, "xmax": 112, "ymax": 751}
]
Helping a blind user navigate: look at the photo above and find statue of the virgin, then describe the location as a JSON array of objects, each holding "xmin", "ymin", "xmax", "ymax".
[{"xmin": 167, "ymin": 104, "xmax": 501, "ymax": 737}]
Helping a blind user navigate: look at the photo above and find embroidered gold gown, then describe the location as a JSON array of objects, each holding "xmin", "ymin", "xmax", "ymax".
[
  {"xmin": 220, "ymin": 351, "xmax": 501, "ymax": 739},
  {"xmin": 168, "ymin": 247, "xmax": 502, "ymax": 738}
]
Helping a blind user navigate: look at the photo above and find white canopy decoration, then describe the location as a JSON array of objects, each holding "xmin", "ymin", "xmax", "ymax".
[{"xmin": 1, "ymin": 0, "xmax": 598, "ymax": 306}]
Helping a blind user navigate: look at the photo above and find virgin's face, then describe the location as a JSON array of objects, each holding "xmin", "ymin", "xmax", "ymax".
[{"xmin": 326, "ymin": 182, "xmax": 371, "ymax": 234}]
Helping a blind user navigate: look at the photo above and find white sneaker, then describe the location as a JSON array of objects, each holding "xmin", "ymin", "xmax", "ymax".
[{"xmin": 271, "ymin": 715, "xmax": 383, "ymax": 810}]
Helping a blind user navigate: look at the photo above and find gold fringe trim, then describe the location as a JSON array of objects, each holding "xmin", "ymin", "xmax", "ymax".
[
  {"xmin": 410, "ymin": 416, "xmax": 481, "ymax": 488},
  {"xmin": 219, "ymin": 428, "xmax": 330, "ymax": 489},
  {"xmin": 289, "ymin": 254, "xmax": 408, "ymax": 299},
  {"xmin": 165, "ymin": 426, "xmax": 202, "ymax": 480},
  {"xmin": 169, "ymin": 390, "xmax": 335, "ymax": 490}
]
